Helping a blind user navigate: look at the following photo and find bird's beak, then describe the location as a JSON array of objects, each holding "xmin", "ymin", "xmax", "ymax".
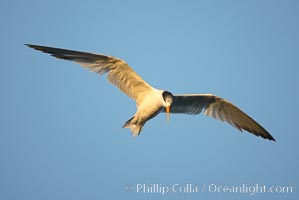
[{"xmin": 166, "ymin": 106, "xmax": 170, "ymax": 123}]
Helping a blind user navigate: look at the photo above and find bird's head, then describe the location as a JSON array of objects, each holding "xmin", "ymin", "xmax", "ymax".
[{"xmin": 162, "ymin": 91, "xmax": 174, "ymax": 122}]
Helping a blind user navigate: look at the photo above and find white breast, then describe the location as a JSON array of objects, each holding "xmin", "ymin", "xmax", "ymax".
[{"xmin": 135, "ymin": 89, "xmax": 164, "ymax": 122}]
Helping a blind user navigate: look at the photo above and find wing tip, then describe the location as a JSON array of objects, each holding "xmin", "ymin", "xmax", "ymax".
[
  {"xmin": 249, "ymin": 128, "xmax": 276, "ymax": 142},
  {"xmin": 25, "ymin": 43, "xmax": 38, "ymax": 49},
  {"xmin": 256, "ymin": 127, "xmax": 276, "ymax": 142},
  {"xmin": 25, "ymin": 44, "xmax": 48, "ymax": 52},
  {"xmin": 263, "ymin": 133, "xmax": 276, "ymax": 142},
  {"xmin": 240, "ymin": 129, "xmax": 276, "ymax": 142}
]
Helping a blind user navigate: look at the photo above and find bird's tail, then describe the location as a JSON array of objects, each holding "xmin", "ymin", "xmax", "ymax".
[{"xmin": 122, "ymin": 116, "xmax": 143, "ymax": 138}]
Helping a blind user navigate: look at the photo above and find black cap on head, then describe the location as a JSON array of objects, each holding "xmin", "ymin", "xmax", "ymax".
[{"xmin": 162, "ymin": 91, "xmax": 174, "ymax": 102}]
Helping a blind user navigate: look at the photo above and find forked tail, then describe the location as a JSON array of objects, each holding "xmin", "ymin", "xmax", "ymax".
[{"xmin": 122, "ymin": 116, "xmax": 143, "ymax": 137}]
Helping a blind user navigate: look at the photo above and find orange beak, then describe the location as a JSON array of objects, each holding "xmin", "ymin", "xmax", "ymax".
[{"xmin": 166, "ymin": 106, "xmax": 170, "ymax": 122}]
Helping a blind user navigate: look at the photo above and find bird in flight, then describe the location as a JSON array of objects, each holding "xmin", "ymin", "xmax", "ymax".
[{"xmin": 26, "ymin": 44, "xmax": 275, "ymax": 141}]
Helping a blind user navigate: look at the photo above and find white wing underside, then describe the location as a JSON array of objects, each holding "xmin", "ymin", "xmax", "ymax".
[{"xmin": 26, "ymin": 44, "xmax": 154, "ymax": 106}]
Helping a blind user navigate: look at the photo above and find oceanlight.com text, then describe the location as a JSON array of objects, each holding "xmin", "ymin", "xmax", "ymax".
[{"xmin": 124, "ymin": 183, "xmax": 293, "ymax": 196}]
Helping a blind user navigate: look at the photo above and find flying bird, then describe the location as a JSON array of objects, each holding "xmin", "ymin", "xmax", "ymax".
[{"xmin": 26, "ymin": 44, "xmax": 275, "ymax": 141}]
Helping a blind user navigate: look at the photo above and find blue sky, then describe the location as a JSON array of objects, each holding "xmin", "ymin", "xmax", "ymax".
[{"xmin": 1, "ymin": 0, "xmax": 298, "ymax": 199}]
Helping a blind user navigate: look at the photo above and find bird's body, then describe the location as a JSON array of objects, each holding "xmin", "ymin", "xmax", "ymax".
[
  {"xmin": 124, "ymin": 89, "xmax": 165, "ymax": 136},
  {"xmin": 26, "ymin": 44, "xmax": 275, "ymax": 141}
]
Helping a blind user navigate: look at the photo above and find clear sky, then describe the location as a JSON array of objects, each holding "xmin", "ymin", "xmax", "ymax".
[{"xmin": 1, "ymin": 0, "xmax": 298, "ymax": 199}]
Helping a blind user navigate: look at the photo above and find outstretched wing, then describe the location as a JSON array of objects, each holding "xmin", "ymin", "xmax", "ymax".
[
  {"xmin": 26, "ymin": 44, "xmax": 154, "ymax": 105},
  {"xmin": 166, "ymin": 94, "xmax": 275, "ymax": 141}
]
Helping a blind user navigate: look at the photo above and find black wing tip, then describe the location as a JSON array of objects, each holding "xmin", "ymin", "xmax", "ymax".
[
  {"xmin": 264, "ymin": 134, "xmax": 276, "ymax": 142},
  {"xmin": 25, "ymin": 44, "xmax": 49, "ymax": 52},
  {"xmin": 238, "ymin": 125, "xmax": 276, "ymax": 142},
  {"xmin": 25, "ymin": 44, "xmax": 72, "ymax": 58},
  {"xmin": 258, "ymin": 133, "xmax": 276, "ymax": 142},
  {"xmin": 259, "ymin": 128, "xmax": 276, "ymax": 142},
  {"xmin": 25, "ymin": 43, "xmax": 39, "ymax": 48},
  {"xmin": 25, "ymin": 44, "xmax": 34, "ymax": 49},
  {"xmin": 254, "ymin": 130, "xmax": 276, "ymax": 142}
]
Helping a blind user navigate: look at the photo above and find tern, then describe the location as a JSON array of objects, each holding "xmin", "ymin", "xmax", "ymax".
[{"xmin": 26, "ymin": 44, "xmax": 275, "ymax": 141}]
